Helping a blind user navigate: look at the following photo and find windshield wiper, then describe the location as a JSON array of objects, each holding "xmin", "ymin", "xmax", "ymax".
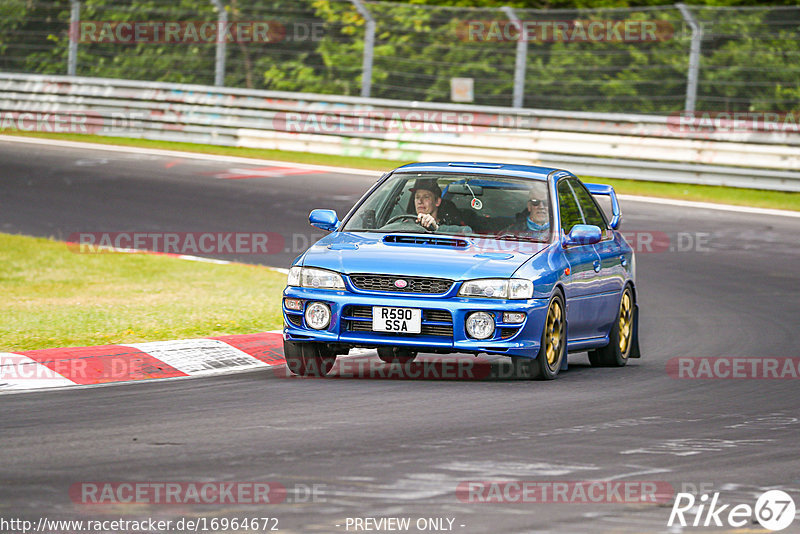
[{"xmin": 495, "ymin": 233, "xmax": 539, "ymax": 242}]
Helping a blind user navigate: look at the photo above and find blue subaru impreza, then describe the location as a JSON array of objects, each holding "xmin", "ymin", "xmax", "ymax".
[{"xmin": 282, "ymin": 162, "xmax": 640, "ymax": 379}]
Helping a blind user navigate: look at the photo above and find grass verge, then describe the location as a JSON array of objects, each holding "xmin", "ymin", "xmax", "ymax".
[
  {"xmin": 3, "ymin": 130, "xmax": 799, "ymax": 211},
  {"xmin": 0, "ymin": 232, "xmax": 286, "ymax": 351}
]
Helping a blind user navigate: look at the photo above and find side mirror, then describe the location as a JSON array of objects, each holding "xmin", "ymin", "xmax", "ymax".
[
  {"xmin": 309, "ymin": 209, "xmax": 339, "ymax": 232},
  {"xmin": 564, "ymin": 224, "xmax": 602, "ymax": 246}
]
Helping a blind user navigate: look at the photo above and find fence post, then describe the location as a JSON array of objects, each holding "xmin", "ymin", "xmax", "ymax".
[
  {"xmin": 350, "ymin": 0, "xmax": 375, "ymax": 98},
  {"xmin": 502, "ymin": 6, "xmax": 527, "ymax": 109},
  {"xmin": 68, "ymin": 0, "xmax": 80, "ymax": 76},
  {"xmin": 677, "ymin": 3, "xmax": 702, "ymax": 112},
  {"xmin": 211, "ymin": 0, "xmax": 227, "ymax": 86}
]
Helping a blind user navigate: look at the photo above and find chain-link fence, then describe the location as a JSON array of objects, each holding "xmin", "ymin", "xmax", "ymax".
[{"xmin": 1, "ymin": 0, "xmax": 798, "ymax": 114}]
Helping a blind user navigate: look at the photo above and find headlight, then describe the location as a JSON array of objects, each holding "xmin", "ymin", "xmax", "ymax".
[
  {"xmin": 466, "ymin": 311, "xmax": 495, "ymax": 339},
  {"xmin": 458, "ymin": 278, "xmax": 533, "ymax": 299},
  {"xmin": 286, "ymin": 266, "xmax": 345, "ymax": 290},
  {"xmin": 305, "ymin": 302, "xmax": 331, "ymax": 330}
]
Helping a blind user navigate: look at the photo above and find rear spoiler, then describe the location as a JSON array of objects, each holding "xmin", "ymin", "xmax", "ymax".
[{"xmin": 584, "ymin": 183, "xmax": 621, "ymax": 229}]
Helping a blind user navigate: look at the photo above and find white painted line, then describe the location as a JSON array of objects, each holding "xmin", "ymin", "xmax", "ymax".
[
  {"xmin": 0, "ymin": 135, "xmax": 380, "ymax": 177},
  {"xmin": 0, "ymin": 353, "xmax": 75, "ymax": 391},
  {"xmin": 618, "ymin": 194, "xmax": 800, "ymax": 218},
  {"xmin": 123, "ymin": 339, "xmax": 268, "ymax": 376},
  {"xmin": 176, "ymin": 254, "xmax": 232, "ymax": 265}
]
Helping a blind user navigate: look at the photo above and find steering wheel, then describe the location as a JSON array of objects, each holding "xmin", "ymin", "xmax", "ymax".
[{"xmin": 383, "ymin": 214, "xmax": 433, "ymax": 232}]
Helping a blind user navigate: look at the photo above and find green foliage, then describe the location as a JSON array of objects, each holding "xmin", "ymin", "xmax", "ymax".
[{"xmin": 4, "ymin": 0, "xmax": 799, "ymax": 113}]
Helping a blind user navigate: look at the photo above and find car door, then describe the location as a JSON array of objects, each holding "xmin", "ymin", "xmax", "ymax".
[
  {"xmin": 570, "ymin": 179, "xmax": 625, "ymax": 338},
  {"xmin": 557, "ymin": 179, "xmax": 602, "ymax": 341}
]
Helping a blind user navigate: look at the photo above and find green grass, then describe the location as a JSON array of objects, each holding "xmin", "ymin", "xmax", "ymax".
[
  {"xmin": 0, "ymin": 233, "xmax": 286, "ymax": 351},
  {"xmin": 3, "ymin": 130, "xmax": 799, "ymax": 211}
]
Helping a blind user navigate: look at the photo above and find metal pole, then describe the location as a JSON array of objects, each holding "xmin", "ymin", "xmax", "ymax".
[
  {"xmin": 68, "ymin": 0, "xmax": 80, "ymax": 76},
  {"xmin": 350, "ymin": 0, "xmax": 374, "ymax": 98},
  {"xmin": 211, "ymin": 0, "xmax": 227, "ymax": 86},
  {"xmin": 502, "ymin": 6, "xmax": 527, "ymax": 109},
  {"xmin": 677, "ymin": 3, "xmax": 702, "ymax": 112}
]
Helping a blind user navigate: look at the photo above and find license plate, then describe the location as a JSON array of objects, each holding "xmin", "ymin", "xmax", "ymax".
[{"xmin": 372, "ymin": 307, "xmax": 422, "ymax": 334}]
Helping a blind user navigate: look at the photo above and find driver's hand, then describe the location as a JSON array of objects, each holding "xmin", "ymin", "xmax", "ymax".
[{"xmin": 417, "ymin": 212, "xmax": 439, "ymax": 230}]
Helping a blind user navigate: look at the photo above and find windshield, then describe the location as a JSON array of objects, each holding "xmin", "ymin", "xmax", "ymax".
[{"xmin": 341, "ymin": 172, "xmax": 553, "ymax": 242}]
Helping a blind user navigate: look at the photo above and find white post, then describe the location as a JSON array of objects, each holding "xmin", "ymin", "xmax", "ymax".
[
  {"xmin": 68, "ymin": 0, "xmax": 80, "ymax": 76},
  {"xmin": 677, "ymin": 3, "xmax": 702, "ymax": 112},
  {"xmin": 350, "ymin": 0, "xmax": 375, "ymax": 98},
  {"xmin": 211, "ymin": 0, "xmax": 227, "ymax": 86},
  {"xmin": 502, "ymin": 6, "xmax": 527, "ymax": 109}
]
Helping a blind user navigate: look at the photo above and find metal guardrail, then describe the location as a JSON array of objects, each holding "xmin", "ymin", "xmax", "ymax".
[{"xmin": 1, "ymin": 73, "xmax": 799, "ymax": 191}]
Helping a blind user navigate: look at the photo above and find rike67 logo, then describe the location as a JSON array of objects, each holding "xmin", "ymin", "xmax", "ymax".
[{"xmin": 668, "ymin": 490, "xmax": 796, "ymax": 531}]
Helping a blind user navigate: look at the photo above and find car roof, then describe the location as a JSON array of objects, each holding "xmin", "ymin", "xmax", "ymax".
[{"xmin": 393, "ymin": 162, "xmax": 570, "ymax": 181}]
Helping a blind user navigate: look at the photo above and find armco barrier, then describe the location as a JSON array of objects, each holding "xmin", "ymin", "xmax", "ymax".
[{"xmin": 1, "ymin": 73, "xmax": 799, "ymax": 191}]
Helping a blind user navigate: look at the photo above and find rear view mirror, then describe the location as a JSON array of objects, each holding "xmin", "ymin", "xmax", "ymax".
[
  {"xmin": 309, "ymin": 209, "xmax": 339, "ymax": 232},
  {"xmin": 564, "ymin": 224, "xmax": 602, "ymax": 246},
  {"xmin": 446, "ymin": 184, "xmax": 484, "ymax": 196}
]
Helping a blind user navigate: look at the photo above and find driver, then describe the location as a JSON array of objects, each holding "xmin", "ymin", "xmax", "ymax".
[
  {"xmin": 410, "ymin": 178, "xmax": 444, "ymax": 231},
  {"xmin": 409, "ymin": 178, "xmax": 470, "ymax": 232}
]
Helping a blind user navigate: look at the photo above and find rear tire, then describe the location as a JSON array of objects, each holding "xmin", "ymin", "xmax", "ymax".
[
  {"xmin": 377, "ymin": 347, "xmax": 417, "ymax": 364},
  {"xmin": 283, "ymin": 340, "xmax": 337, "ymax": 377},
  {"xmin": 589, "ymin": 286, "xmax": 634, "ymax": 367}
]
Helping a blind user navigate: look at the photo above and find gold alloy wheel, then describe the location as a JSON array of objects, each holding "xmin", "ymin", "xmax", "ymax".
[
  {"xmin": 618, "ymin": 290, "xmax": 633, "ymax": 357},
  {"xmin": 545, "ymin": 298, "xmax": 564, "ymax": 368}
]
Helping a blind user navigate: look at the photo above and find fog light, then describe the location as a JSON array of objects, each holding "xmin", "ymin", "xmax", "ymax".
[
  {"xmin": 503, "ymin": 312, "xmax": 525, "ymax": 324},
  {"xmin": 305, "ymin": 302, "xmax": 331, "ymax": 330},
  {"xmin": 284, "ymin": 298, "xmax": 303, "ymax": 311},
  {"xmin": 466, "ymin": 311, "xmax": 495, "ymax": 340}
]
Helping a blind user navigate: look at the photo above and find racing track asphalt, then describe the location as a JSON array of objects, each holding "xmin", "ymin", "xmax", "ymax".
[{"xmin": 2, "ymin": 139, "xmax": 800, "ymax": 533}]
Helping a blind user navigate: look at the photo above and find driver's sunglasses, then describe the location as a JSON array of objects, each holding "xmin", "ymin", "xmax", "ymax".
[{"xmin": 528, "ymin": 199, "xmax": 547, "ymax": 207}]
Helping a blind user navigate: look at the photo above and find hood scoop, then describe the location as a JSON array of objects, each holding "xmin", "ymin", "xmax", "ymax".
[{"xmin": 383, "ymin": 234, "xmax": 469, "ymax": 248}]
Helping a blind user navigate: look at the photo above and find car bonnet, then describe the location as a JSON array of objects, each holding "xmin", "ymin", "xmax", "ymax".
[{"xmin": 299, "ymin": 232, "xmax": 547, "ymax": 280}]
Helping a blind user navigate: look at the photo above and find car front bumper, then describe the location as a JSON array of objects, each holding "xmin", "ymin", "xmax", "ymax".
[{"xmin": 282, "ymin": 286, "xmax": 549, "ymax": 359}]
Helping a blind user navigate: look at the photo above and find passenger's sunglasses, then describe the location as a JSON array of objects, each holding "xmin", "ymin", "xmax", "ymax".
[{"xmin": 528, "ymin": 199, "xmax": 547, "ymax": 207}]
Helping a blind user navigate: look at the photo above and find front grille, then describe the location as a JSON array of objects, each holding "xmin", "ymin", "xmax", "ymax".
[
  {"xmin": 286, "ymin": 313, "xmax": 302, "ymax": 327},
  {"xmin": 343, "ymin": 306, "xmax": 453, "ymax": 337},
  {"xmin": 349, "ymin": 274, "xmax": 453, "ymax": 294}
]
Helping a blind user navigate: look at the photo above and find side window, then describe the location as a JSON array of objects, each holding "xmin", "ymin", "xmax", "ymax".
[
  {"xmin": 570, "ymin": 179, "xmax": 608, "ymax": 230},
  {"xmin": 557, "ymin": 180, "xmax": 584, "ymax": 234}
]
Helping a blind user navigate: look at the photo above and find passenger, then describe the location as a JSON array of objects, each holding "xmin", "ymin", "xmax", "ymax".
[{"xmin": 502, "ymin": 182, "xmax": 551, "ymax": 240}]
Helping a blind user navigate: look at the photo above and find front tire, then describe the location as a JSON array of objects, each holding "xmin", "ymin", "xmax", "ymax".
[
  {"xmin": 513, "ymin": 292, "xmax": 566, "ymax": 380},
  {"xmin": 534, "ymin": 292, "xmax": 567, "ymax": 380},
  {"xmin": 589, "ymin": 285, "xmax": 634, "ymax": 367},
  {"xmin": 283, "ymin": 340, "xmax": 337, "ymax": 377}
]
